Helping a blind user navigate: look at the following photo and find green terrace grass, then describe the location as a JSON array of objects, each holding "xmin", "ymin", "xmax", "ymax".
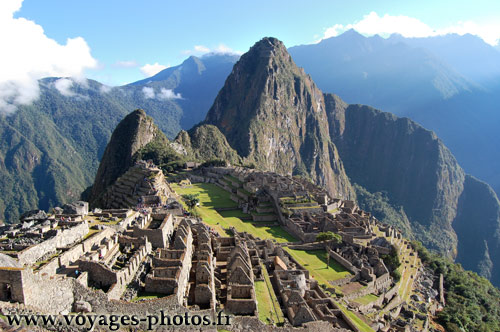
[
  {"xmin": 288, "ymin": 205, "xmax": 321, "ymax": 210},
  {"xmin": 337, "ymin": 302, "xmax": 375, "ymax": 332},
  {"xmin": 251, "ymin": 211, "xmax": 277, "ymax": 216},
  {"xmin": 284, "ymin": 248, "xmax": 351, "ymax": 285},
  {"xmin": 237, "ymin": 188, "xmax": 252, "ymax": 196},
  {"xmin": 219, "ymin": 210, "xmax": 251, "ymax": 219},
  {"xmin": 132, "ymin": 291, "xmax": 165, "ymax": 302},
  {"xmin": 171, "ymin": 183, "xmax": 297, "ymax": 242},
  {"xmin": 255, "ymin": 263, "xmax": 285, "ymax": 325},
  {"xmin": 172, "ymin": 182, "xmax": 238, "ymax": 209},
  {"xmin": 353, "ymin": 293, "xmax": 379, "ymax": 305},
  {"xmin": 225, "ymin": 175, "xmax": 243, "ymax": 184}
]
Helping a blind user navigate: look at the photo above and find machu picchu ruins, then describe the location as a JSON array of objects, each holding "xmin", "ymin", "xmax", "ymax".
[{"xmin": 0, "ymin": 160, "xmax": 442, "ymax": 331}]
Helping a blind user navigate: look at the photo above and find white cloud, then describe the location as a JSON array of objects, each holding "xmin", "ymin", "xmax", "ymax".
[
  {"xmin": 141, "ymin": 87, "xmax": 182, "ymax": 100},
  {"xmin": 140, "ymin": 62, "xmax": 168, "ymax": 77},
  {"xmin": 320, "ymin": 12, "xmax": 500, "ymax": 46},
  {"xmin": 142, "ymin": 87, "xmax": 155, "ymax": 99},
  {"xmin": 194, "ymin": 45, "xmax": 210, "ymax": 53},
  {"xmin": 53, "ymin": 78, "xmax": 75, "ymax": 97},
  {"xmin": 99, "ymin": 85, "xmax": 113, "ymax": 94},
  {"xmin": 158, "ymin": 88, "xmax": 182, "ymax": 100},
  {"xmin": 0, "ymin": 0, "xmax": 97, "ymax": 113},
  {"xmin": 183, "ymin": 43, "xmax": 243, "ymax": 56},
  {"xmin": 114, "ymin": 60, "xmax": 138, "ymax": 68}
]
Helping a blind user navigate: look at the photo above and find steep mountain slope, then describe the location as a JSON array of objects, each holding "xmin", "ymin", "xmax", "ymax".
[
  {"xmin": 288, "ymin": 30, "xmax": 500, "ymax": 197},
  {"xmin": 453, "ymin": 175, "xmax": 500, "ymax": 285},
  {"xmin": 89, "ymin": 109, "xmax": 163, "ymax": 205},
  {"xmin": 204, "ymin": 37, "xmax": 354, "ymax": 199},
  {"xmin": 0, "ymin": 54, "xmax": 237, "ymax": 223},
  {"xmin": 174, "ymin": 125, "xmax": 242, "ymax": 165},
  {"xmin": 325, "ymin": 94, "xmax": 500, "ymax": 285}
]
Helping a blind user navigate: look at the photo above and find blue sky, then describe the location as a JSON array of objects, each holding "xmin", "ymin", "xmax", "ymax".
[{"xmin": 1, "ymin": 0, "xmax": 500, "ymax": 106}]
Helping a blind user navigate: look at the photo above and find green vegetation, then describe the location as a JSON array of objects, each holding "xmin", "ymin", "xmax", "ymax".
[
  {"xmin": 284, "ymin": 248, "xmax": 351, "ymax": 284},
  {"xmin": 380, "ymin": 245, "xmax": 401, "ymax": 281},
  {"xmin": 218, "ymin": 210, "xmax": 251, "ymax": 219},
  {"xmin": 132, "ymin": 291, "xmax": 166, "ymax": 302},
  {"xmin": 134, "ymin": 136, "xmax": 185, "ymax": 173},
  {"xmin": 336, "ymin": 302, "xmax": 375, "ymax": 332},
  {"xmin": 353, "ymin": 293, "xmax": 379, "ymax": 305},
  {"xmin": 354, "ymin": 184, "xmax": 413, "ymax": 238},
  {"xmin": 412, "ymin": 241, "xmax": 500, "ymax": 332},
  {"xmin": 181, "ymin": 194, "xmax": 200, "ymax": 210},
  {"xmin": 316, "ymin": 231, "xmax": 342, "ymax": 244},
  {"xmin": 255, "ymin": 264, "xmax": 285, "ymax": 325},
  {"xmin": 171, "ymin": 182, "xmax": 297, "ymax": 242}
]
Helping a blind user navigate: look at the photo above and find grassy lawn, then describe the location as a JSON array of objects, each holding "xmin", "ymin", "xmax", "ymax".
[
  {"xmin": 255, "ymin": 264, "xmax": 285, "ymax": 325},
  {"xmin": 219, "ymin": 210, "xmax": 251, "ymax": 219},
  {"xmin": 171, "ymin": 183, "xmax": 297, "ymax": 242},
  {"xmin": 353, "ymin": 293, "xmax": 379, "ymax": 305},
  {"xmin": 83, "ymin": 228, "xmax": 100, "ymax": 240},
  {"xmin": 225, "ymin": 175, "xmax": 243, "ymax": 184},
  {"xmin": 172, "ymin": 182, "xmax": 238, "ymax": 209},
  {"xmin": 337, "ymin": 302, "xmax": 375, "ymax": 332},
  {"xmin": 284, "ymin": 249, "xmax": 351, "ymax": 284},
  {"xmin": 132, "ymin": 291, "xmax": 165, "ymax": 302}
]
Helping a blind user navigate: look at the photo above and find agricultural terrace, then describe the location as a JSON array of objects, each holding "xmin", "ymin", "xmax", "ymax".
[
  {"xmin": 170, "ymin": 182, "xmax": 297, "ymax": 243},
  {"xmin": 284, "ymin": 248, "xmax": 351, "ymax": 285}
]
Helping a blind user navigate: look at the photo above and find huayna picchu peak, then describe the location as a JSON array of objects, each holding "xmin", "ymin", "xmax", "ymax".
[{"xmin": 204, "ymin": 37, "xmax": 355, "ymax": 201}]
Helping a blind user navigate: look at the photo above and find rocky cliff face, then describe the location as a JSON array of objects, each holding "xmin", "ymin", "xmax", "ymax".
[
  {"xmin": 326, "ymin": 94, "xmax": 464, "ymax": 253},
  {"xmin": 89, "ymin": 109, "xmax": 162, "ymax": 206},
  {"xmin": 453, "ymin": 175, "xmax": 500, "ymax": 286},
  {"xmin": 325, "ymin": 94, "xmax": 500, "ymax": 283},
  {"xmin": 204, "ymin": 37, "xmax": 354, "ymax": 199}
]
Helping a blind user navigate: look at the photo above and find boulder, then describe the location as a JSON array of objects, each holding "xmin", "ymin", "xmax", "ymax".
[
  {"xmin": 20, "ymin": 210, "xmax": 48, "ymax": 221},
  {"xmin": 73, "ymin": 301, "xmax": 92, "ymax": 313}
]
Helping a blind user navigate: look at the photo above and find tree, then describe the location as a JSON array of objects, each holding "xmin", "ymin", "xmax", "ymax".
[
  {"xmin": 182, "ymin": 194, "xmax": 200, "ymax": 210},
  {"xmin": 316, "ymin": 232, "xmax": 342, "ymax": 244},
  {"xmin": 316, "ymin": 232, "xmax": 342, "ymax": 269}
]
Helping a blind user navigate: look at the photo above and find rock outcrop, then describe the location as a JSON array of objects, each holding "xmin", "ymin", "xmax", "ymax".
[{"xmin": 204, "ymin": 37, "xmax": 355, "ymax": 199}]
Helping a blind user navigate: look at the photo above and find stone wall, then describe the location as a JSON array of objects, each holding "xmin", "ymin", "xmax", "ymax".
[
  {"xmin": 17, "ymin": 221, "xmax": 89, "ymax": 266},
  {"xmin": 133, "ymin": 214, "xmax": 173, "ymax": 248},
  {"xmin": 327, "ymin": 248, "xmax": 359, "ymax": 274},
  {"xmin": 37, "ymin": 228, "xmax": 116, "ymax": 276}
]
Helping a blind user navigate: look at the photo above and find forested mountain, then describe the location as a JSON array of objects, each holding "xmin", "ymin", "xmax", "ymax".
[{"xmin": 0, "ymin": 54, "xmax": 237, "ymax": 224}]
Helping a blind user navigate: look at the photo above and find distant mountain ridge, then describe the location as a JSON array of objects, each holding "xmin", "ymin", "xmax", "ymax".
[{"xmin": 289, "ymin": 30, "xmax": 500, "ymax": 197}]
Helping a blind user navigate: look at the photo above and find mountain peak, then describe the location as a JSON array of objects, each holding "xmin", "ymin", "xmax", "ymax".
[
  {"xmin": 204, "ymin": 36, "xmax": 354, "ymax": 199},
  {"xmin": 89, "ymin": 109, "xmax": 164, "ymax": 206},
  {"xmin": 247, "ymin": 37, "xmax": 288, "ymax": 59}
]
